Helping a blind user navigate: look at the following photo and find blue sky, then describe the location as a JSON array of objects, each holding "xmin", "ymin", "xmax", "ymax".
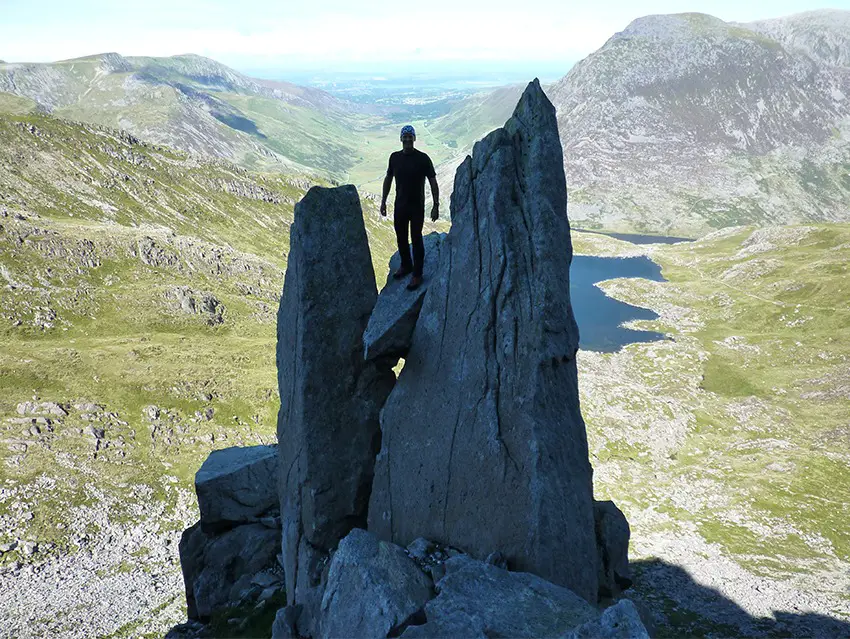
[{"xmin": 1, "ymin": 0, "xmax": 847, "ymax": 74}]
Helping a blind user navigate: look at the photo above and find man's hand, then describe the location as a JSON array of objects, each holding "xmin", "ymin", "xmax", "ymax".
[
  {"xmin": 380, "ymin": 201, "xmax": 387, "ymax": 217},
  {"xmin": 430, "ymin": 203, "xmax": 439, "ymax": 222}
]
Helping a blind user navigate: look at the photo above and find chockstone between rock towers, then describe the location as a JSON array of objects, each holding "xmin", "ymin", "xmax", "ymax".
[{"xmin": 167, "ymin": 80, "xmax": 650, "ymax": 639}]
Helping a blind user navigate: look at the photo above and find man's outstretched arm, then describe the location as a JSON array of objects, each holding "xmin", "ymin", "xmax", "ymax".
[
  {"xmin": 380, "ymin": 171, "xmax": 393, "ymax": 217},
  {"xmin": 428, "ymin": 175, "xmax": 440, "ymax": 221}
]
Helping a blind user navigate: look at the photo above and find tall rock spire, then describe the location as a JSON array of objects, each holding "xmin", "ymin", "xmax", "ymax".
[
  {"xmin": 276, "ymin": 185, "xmax": 395, "ymax": 608},
  {"xmin": 368, "ymin": 79, "xmax": 598, "ymax": 602}
]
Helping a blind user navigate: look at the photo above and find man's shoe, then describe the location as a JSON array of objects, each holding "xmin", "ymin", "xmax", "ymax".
[
  {"xmin": 406, "ymin": 276, "xmax": 423, "ymax": 291},
  {"xmin": 393, "ymin": 268, "xmax": 412, "ymax": 280}
]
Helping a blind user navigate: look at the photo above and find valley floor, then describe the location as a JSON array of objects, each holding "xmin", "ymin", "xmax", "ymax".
[
  {"xmin": 576, "ymin": 225, "xmax": 850, "ymax": 637},
  {"xmin": 0, "ymin": 222, "xmax": 848, "ymax": 638}
]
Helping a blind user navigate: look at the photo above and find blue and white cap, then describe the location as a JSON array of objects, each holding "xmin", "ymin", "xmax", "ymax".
[{"xmin": 400, "ymin": 125, "xmax": 416, "ymax": 139}]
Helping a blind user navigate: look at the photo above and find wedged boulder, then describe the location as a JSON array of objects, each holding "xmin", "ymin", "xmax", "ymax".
[
  {"xmin": 368, "ymin": 79, "xmax": 599, "ymax": 602},
  {"xmin": 363, "ymin": 232, "xmax": 445, "ymax": 361},
  {"xmin": 317, "ymin": 528, "xmax": 433, "ymax": 639},
  {"xmin": 567, "ymin": 599, "xmax": 649, "ymax": 639},
  {"xmin": 178, "ymin": 521, "xmax": 280, "ymax": 621},
  {"xmin": 400, "ymin": 555, "xmax": 598, "ymax": 638},
  {"xmin": 276, "ymin": 185, "xmax": 396, "ymax": 606},
  {"xmin": 195, "ymin": 445, "xmax": 279, "ymax": 532},
  {"xmin": 594, "ymin": 500, "xmax": 632, "ymax": 598}
]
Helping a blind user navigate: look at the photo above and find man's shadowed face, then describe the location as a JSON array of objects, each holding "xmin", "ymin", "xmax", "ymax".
[{"xmin": 401, "ymin": 132, "xmax": 415, "ymax": 152}]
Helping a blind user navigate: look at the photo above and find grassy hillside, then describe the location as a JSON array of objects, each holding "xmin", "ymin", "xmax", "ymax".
[
  {"xmin": 0, "ymin": 54, "xmax": 516, "ymax": 208},
  {"xmin": 0, "ymin": 111, "xmax": 401, "ymax": 637},
  {"xmin": 425, "ymin": 84, "xmax": 523, "ymax": 152},
  {"xmin": 1, "ymin": 113, "xmax": 304, "ymax": 263},
  {"xmin": 574, "ymin": 225, "xmax": 850, "ymax": 636},
  {"xmin": 0, "ymin": 54, "xmax": 474, "ymax": 190},
  {"xmin": 0, "ymin": 93, "xmax": 39, "ymax": 115}
]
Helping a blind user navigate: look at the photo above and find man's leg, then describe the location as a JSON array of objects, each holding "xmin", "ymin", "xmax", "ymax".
[
  {"xmin": 410, "ymin": 207, "xmax": 425, "ymax": 278},
  {"xmin": 393, "ymin": 208, "xmax": 413, "ymax": 274}
]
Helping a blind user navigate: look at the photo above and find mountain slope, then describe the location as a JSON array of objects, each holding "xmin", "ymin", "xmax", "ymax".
[
  {"xmin": 745, "ymin": 9, "xmax": 850, "ymax": 68},
  {"xmin": 548, "ymin": 12, "xmax": 850, "ymax": 233},
  {"xmin": 0, "ymin": 53, "xmax": 372, "ymax": 178},
  {"xmin": 0, "ymin": 110, "xmax": 399, "ymax": 636},
  {"xmin": 576, "ymin": 223, "xmax": 850, "ymax": 636},
  {"xmin": 426, "ymin": 84, "xmax": 524, "ymax": 151}
]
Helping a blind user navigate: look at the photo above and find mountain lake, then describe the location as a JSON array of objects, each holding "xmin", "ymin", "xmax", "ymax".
[{"xmin": 570, "ymin": 250, "xmax": 669, "ymax": 353}]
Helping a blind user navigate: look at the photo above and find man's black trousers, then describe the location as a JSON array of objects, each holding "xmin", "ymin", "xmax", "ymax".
[{"xmin": 393, "ymin": 206, "xmax": 425, "ymax": 277}]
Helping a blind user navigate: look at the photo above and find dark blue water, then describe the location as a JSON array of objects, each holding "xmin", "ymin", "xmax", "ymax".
[
  {"xmin": 574, "ymin": 229, "xmax": 694, "ymax": 245},
  {"xmin": 570, "ymin": 255, "xmax": 666, "ymax": 353}
]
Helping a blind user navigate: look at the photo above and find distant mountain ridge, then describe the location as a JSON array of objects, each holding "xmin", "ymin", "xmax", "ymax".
[
  {"xmin": 547, "ymin": 10, "xmax": 850, "ymax": 232},
  {"xmin": 5, "ymin": 11, "xmax": 850, "ymax": 233},
  {"xmin": 0, "ymin": 52, "xmax": 367, "ymax": 177},
  {"xmin": 744, "ymin": 10, "xmax": 850, "ymax": 68}
]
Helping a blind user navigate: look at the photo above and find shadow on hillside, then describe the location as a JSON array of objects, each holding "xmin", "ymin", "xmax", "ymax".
[{"xmin": 629, "ymin": 558, "xmax": 850, "ymax": 638}]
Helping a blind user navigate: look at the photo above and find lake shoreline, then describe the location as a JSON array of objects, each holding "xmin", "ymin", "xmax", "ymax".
[{"xmin": 573, "ymin": 228, "xmax": 696, "ymax": 245}]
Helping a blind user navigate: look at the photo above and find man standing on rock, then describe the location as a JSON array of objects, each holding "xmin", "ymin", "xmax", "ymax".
[{"xmin": 380, "ymin": 125, "xmax": 439, "ymax": 291}]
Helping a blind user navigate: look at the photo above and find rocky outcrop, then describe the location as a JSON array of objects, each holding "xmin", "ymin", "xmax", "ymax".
[
  {"xmin": 173, "ymin": 82, "xmax": 641, "ymax": 638},
  {"xmin": 178, "ymin": 446, "xmax": 284, "ymax": 623},
  {"xmin": 276, "ymin": 185, "xmax": 395, "ymax": 607},
  {"xmin": 272, "ymin": 533, "xmax": 648, "ymax": 639},
  {"xmin": 363, "ymin": 232, "xmax": 445, "ymax": 361},
  {"xmin": 368, "ymin": 80, "xmax": 599, "ymax": 602},
  {"xmin": 179, "ymin": 521, "xmax": 281, "ymax": 621},
  {"xmin": 195, "ymin": 445, "xmax": 279, "ymax": 532},
  {"xmin": 567, "ymin": 599, "xmax": 649, "ymax": 639},
  {"xmin": 317, "ymin": 529, "xmax": 433, "ymax": 639},
  {"xmin": 595, "ymin": 500, "xmax": 632, "ymax": 598},
  {"xmin": 401, "ymin": 555, "xmax": 599, "ymax": 638},
  {"xmin": 168, "ymin": 286, "xmax": 225, "ymax": 325}
]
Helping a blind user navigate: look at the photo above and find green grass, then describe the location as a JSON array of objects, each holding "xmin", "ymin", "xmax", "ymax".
[
  {"xmin": 0, "ymin": 111, "xmax": 400, "ymax": 635},
  {"xmin": 204, "ymin": 589, "xmax": 287, "ymax": 639},
  {"xmin": 701, "ymin": 355, "xmax": 762, "ymax": 397},
  {"xmin": 0, "ymin": 92, "xmax": 38, "ymax": 115},
  {"xmin": 580, "ymin": 223, "xmax": 850, "ymax": 633},
  {"xmin": 657, "ymin": 226, "xmax": 850, "ymax": 563}
]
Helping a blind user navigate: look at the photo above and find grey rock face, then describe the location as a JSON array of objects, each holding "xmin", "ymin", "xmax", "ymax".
[
  {"xmin": 178, "ymin": 523, "xmax": 208, "ymax": 621},
  {"xmin": 276, "ymin": 185, "xmax": 395, "ymax": 606},
  {"xmin": 178, "ymin": 521, "xmax": 280, "ymax": 621},
  {"xmin": 746, "ymin": 10, "xmax": 850, "ymax": 68},
  {"xmin": 595, "ymin": 500, "xmax": 632, "ymax": 598},
  {"xmin": 406, "ymin": 537, "xmax": 435, "ymax": 562},
  {"xmin": 169, "ymin": 286, "xmax": 225, "ymax": 325},
  {"xmin": 318, "ymin": 529, "xmax": 433, "ymax": 639},
  {"xmin": 400, "ymin": 555, "xmax": 598, "ymax": 638},
  {"xmin": 195, "ymin": 445, "xmax": 279, "ymax": 532},
  {"xmin": 363, "ymin": 232, "xmax": 445, "ymax": 361},
  {"xmin": 547, "ymin": 13, "xmax": 850, "ymax": 233},
  {"xmin": 272, "ymin": 605, "xmax": 302, "ymax": 639},
  {"xmin": 567, "ymin": 599, "xmax": 650, "ymax": 639},
  {"xmin": 368, "ymin": 80, "xmax": 599, "ymax": 602}
]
